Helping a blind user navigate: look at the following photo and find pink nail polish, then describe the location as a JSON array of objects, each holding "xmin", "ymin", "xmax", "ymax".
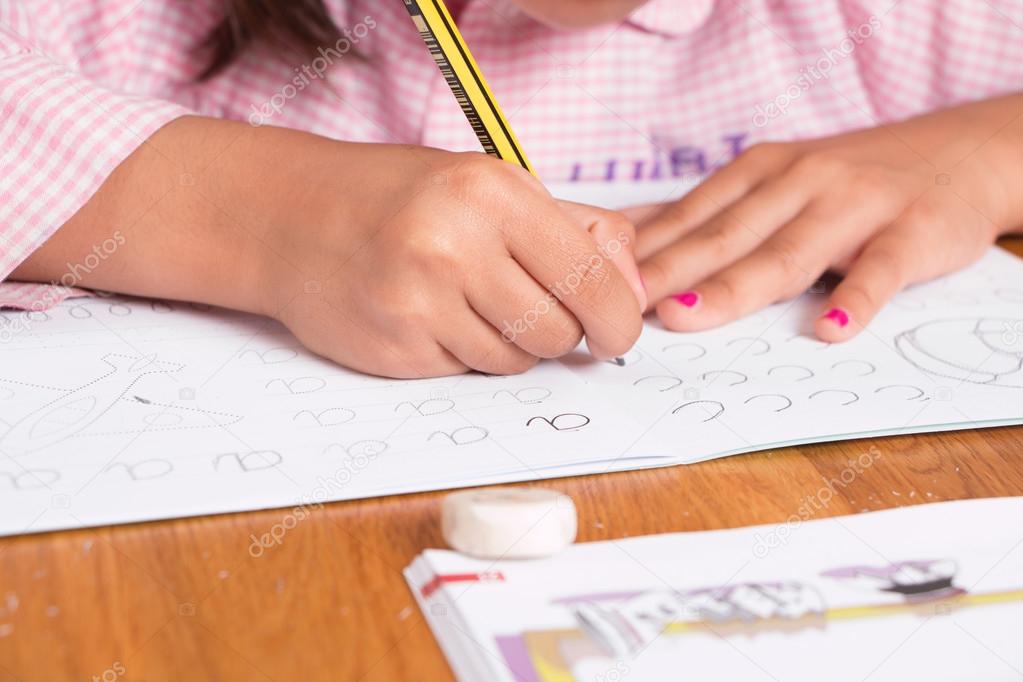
[
  {"xmin": 673, "ymin": 291, "xmax": 700, "ymax": 308},
  {"xmin": 822, "ymin": 307, "xmax": 850, "ymax": 327}
]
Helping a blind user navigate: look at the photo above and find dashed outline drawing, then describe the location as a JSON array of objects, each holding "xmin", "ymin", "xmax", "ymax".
[
  {"xmin": 726, "ymin": 337, "xmax": 771, "ymax": 356},
  {"xmin": 526, "ymin": 413, "xmax": 591, "ymax": 431},
  {"xmin": 78, "ymin": 401, "xmax": 242, "ymax": 438},
  {"xmin": 767, "ymin": 365, "xmax": 815, "ymax": 382},
  {"xmin": 894, "ymin": 318, "xmax": 1023, "ymax": 388},
  {"xmin": 831, "ymin": 360, "xmax": 876, "ymax": 377},
  {"xmin": 395, "ymin": 398, "xmax": 455, "ymax": 416},
  {"xmin": 492, "ymin": 387, "xmax": 552, "ymax": 404},
  {"xmin": 239, "ymin": 347, "xmax": 299, "ymax": 365},
  {"xmin": 293, "ymin": 407, "xmax": 356, "ymax": 427},
  {"xmin": 744, "ymin": 394, "xmax": 793, "ymax": 412},
  {"xmin": 661, "ymin": 342, "xmax": 707, "ymax": 361},
  {"xmin": 874, "ymin": 385, "xmax": 926, "ymax": 401},
  {"xmin": 700, "ymin": 370, "xmax": 748, "ymax": 387},
  {"xmin": 105, "ymin": 459, "xmax": 174, "ymax": 481},
  {"xmin": 671, "ymin": 400, "xmax": 725, "ymax": 422},
  {"xmin": 0, "ymin": 354, "xmax": 183, "ymax": 455},
  {"xmin": 809, "ymin": 389, "xmax": 859, "ymax": 406},
  {"xmin": 429, "ymin": 426, "xmax": 489, "ymax": 445},
  {"xmin": 0, "ymin": 469, "xmax": 61, "ymax": 490},
  {"xmin": 633, "ymin": 376, "xmax": 684, "ymax": 392},
  {"xmin": 265, "ymin": 376, "xmax": 327, "ymax": 395}
]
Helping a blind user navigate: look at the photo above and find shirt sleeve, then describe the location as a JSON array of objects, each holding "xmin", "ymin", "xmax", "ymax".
[{"xmin": 0, "ymin": 21, "xmax": 193, "ymax": 310}]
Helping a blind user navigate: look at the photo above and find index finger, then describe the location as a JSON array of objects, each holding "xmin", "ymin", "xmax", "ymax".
[{"xmin": 503, "ymin": 192, "xmax": 643, "ymax": 360}]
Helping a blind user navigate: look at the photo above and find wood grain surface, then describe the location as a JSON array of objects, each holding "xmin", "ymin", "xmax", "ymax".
[{"xmin": 2, "ymin": 237, "xmax": 1021, "ymax": 682}]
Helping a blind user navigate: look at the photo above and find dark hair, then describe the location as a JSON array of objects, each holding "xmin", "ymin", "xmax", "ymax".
[{"xmin": 200, "ymin": 0, "xmax": 342, "ymax": 80}]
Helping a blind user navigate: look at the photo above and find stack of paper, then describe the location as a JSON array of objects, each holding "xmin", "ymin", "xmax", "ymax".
[{"xmin": 405, "ymin": 497, "xmax": 1023, "ymax": 682}]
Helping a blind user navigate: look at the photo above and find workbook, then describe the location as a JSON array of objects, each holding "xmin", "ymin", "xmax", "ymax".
[
  {"xmin": 1, "ymin": 183, "xmax": 1022, "ymax": 535},
  {"xmin": 403, "ymin": 496, "xmax": 1023, "ymax": 682},
  {"xmin": 405, "ymin": 497, "xmax": 1023, "ymax": 682}
]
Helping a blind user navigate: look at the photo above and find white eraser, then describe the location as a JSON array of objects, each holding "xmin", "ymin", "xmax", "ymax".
[{"xmin": 442, "ymin": 487, "xmax": 577, "ymax": 560}]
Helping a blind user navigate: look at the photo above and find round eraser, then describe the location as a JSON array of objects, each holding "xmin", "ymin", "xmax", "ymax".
[{"xmin": 441, "ymin": 487, "xmax": 577, "ymax": 560}]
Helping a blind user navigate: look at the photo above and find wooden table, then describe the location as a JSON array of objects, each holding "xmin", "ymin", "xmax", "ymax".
[{"xmin": 3, "ymin": 238, "xmax": 1022, "ymax": 682}]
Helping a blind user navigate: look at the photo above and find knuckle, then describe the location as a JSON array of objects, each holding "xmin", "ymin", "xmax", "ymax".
[
  {"xmin": 568, "ymin": 252, "xmax": 616, "ymax": 308},
  {"xmin": 899, "ymin": 201, "xmax": 943, "ymax": 231},
  {"xmin": 789, "ymin": 151, "xmax": 845, "ymax": 180},
  {"xmin": 866, "ymin": 246, "xmax": 907, "ymax": 286},
  {"xmin": 739, "ymin": 142, "xmax": 785, "ymax": 166},
  {"xmin": 846, "ymin": 169, "xmax": 893, "ymax": 199},
  {"xmin": 768, "ymin": 237, "xmax": 811, "ymax": 282},
  {"xmin": 599, "ymin": 210, "xmax": 636, "ymax": 244},
  {"xmin": 400, "ymin": 226, "xmax": 468, "ymax": 276},
  {"xmin": 703, "ymin": 275, "xmax": 748, "ymax": 318},
  {"xmin": 701, "ymin": 221, "xmax": 742, "ymax": 259},
  {"xmin": 713, "ymin": 275, "xmax": 740, "ymax": 304},
  {"xmin": 443, "ymin": 153, "xmax": 532, "ymax": 200}
]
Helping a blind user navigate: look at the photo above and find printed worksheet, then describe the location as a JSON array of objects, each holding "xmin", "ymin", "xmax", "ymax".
[
  {"xmin": 0, "ymin": 182, "xmax": 1021, "ymax": 535},
  {"xmin": 567, "ymin": 246, "xmax": 1023, "ymax": 463},
  {"xmin": 0, "ymin": 300, "xmax": 656, "ymax": 535},
  {"xmin": 405, "ymin": 497, "xmax": 1023, "ymax": 682}
]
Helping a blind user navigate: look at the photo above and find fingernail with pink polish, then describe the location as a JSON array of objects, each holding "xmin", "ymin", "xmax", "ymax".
[
  {"xmin": 673, "ymin": 291, "xmax": 700, "ymax": 308},
  {"xmin": 822, "ymin": 307, "xmax": 850, "ymax": 327}
]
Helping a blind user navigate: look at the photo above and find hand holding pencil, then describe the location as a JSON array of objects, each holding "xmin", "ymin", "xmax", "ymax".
[{"xmin": 401, "ymin": 0, "xmax": 646, "ymax": 360}]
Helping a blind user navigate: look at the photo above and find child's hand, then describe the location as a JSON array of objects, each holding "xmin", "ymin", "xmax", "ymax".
[
  {"xmin": 262, "ymin": 144, "xmax": 645, "ymax": 378},
  {"xmin": 636, "ymin": 95, "xmax": 1023, "ymax": 342},
  {"xmin": 14, "ymin": 119, "xmax": 644, "ymax": 379}
]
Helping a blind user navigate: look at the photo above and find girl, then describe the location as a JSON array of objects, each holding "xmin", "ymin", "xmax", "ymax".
[{"xmin": 3, "ymin": 0, "xmax": 1022, "ymax": 378}]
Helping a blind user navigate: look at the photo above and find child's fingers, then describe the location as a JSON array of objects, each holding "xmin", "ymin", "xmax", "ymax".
[
  {"xmin": 558, "ymin": 201, "xmax": 647, "ymax": 311},
  {"xmin": 814, "ymin": 232, "xmax": 917, "ymax": 343},
  {"xmin": 654, "ymin": 216, "xmax": 831, "ymax": 331},
  {"xmin": 505, "ymin": 202, "xmax": 642, "ymax": 360},
  {"xmin": 466, "ymin": 258, "xmax": 584, "ymax": 359},
  {"xmin": 639, "ymin": 173, "xmax": 813, "ymax": 306},
  {"xmin": 635, "ymin": 143, "xmax": 791, "ymax": 261},
  {"xmin": 440, "ymin": 304, "xmax": 540, "ymax": 375},
  {"xmin": 654, "ymin": 194, "xmax": 894, "ymax": 332},
  {"xmin": 618, "ymin": 202, "xmax": 665, "ymax": 226}
]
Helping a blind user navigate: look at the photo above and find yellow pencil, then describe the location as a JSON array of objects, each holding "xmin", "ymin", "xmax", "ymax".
[
  {"xmin": 404, "ymin": 1, "xmax": 627, "ymax": 366},
  {"xmin": 402, "ymin": 0, "xmax": 537, "ymax": 176}
]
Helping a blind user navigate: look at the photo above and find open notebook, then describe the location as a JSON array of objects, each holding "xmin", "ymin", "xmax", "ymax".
[
  {"xmin": 405, "ymin": 497, "xmax": 1023, "ymax": 682},
  {"xmin": 0, "ymin": 182, "xmax": 1021, "ymax": 535}
]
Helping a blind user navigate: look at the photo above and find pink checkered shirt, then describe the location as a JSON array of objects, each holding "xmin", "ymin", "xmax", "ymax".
[{"xmin": 3, "ymin": 0, "xmax": 1023, "ymax": 309}]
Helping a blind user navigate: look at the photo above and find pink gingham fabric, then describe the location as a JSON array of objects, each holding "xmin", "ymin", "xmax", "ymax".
[{"xmin": 3, "ymin": 0, "xmax": 1023, "ymax": 309}]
